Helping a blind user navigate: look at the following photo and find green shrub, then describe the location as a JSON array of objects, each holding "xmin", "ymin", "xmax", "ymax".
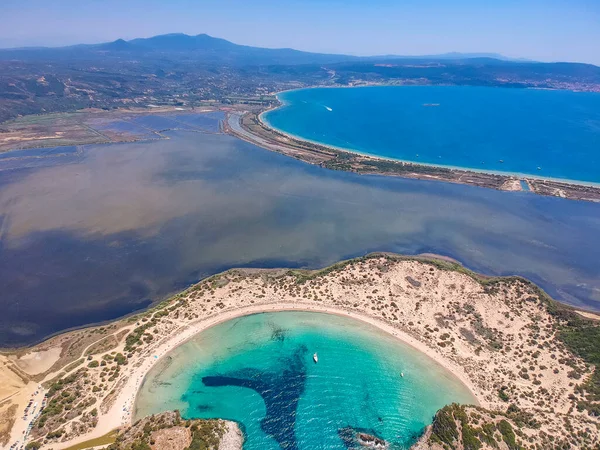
[
  {"xmin": 498, "ymin": 420, "xmax": 520, "ymax": 450},
  {"xmin": 431, "ymin": 404, "xmax": 459, "ymax": 445},
  {"xmin": 461, "ymin": 423, "xmax": 482, "ymax": 450}
]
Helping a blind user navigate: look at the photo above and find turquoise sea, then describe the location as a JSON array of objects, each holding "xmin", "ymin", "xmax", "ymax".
[
  {"xmin": 135, "ymin": 312, "xmax": 476, "ymax": 449},
  {"xmin": 263, "ymin": 86, "xmax": 600, "ymax": 183}
]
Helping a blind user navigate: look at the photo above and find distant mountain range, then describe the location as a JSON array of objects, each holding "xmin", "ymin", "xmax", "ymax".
[
  {"xmin": 0, "ymin": 33, "xmax": 542, "ymax": 65},
  {"xmin": 0, "ymin": 33, "xmax": 355, "ymax": 65},
  {"xmin": 1, "ymin": 33, "xmax": 599, "ymax": 124}
]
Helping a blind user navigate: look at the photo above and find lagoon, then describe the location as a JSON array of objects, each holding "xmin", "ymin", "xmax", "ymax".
[{"xmin": 1, "ymin": 114, "xmax": 600, "ymax": 346}]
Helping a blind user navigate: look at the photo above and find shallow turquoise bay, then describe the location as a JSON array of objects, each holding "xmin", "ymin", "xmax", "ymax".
[
  {"xmin": 135, "ymin": 312, "xmax": 476, "ymax": 449},
  {"xmin": 263, "ymin": 86, "xmax": 600, "ymax": 183}
]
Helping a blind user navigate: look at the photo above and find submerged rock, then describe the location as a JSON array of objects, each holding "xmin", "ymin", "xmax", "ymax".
[
  {"xmin": 357, "ymin": 432, "xmax": 388, "ymax": 449},
  {"xmin": 338, "ymin": 426, "xmax": 389, "ymax": 449}
]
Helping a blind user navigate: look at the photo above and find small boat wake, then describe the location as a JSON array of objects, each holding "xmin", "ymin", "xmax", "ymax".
[{"xmin": 323, "ymin": 105, "xmax": 333, "ymax": 112}]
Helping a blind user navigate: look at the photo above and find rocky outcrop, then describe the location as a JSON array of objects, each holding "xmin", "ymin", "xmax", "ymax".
[
  {"xmin": 411, "ymin": 402, "xmax": 599, "ymax": 450},
  {"xmin": 106, "ymin": 411, "xmax": 242, "ymax": 450},
  {"xmin": 356, "ymin": 432, "xmax": 388, "ymax": 449},
  {"xmin": 338, "ymin": 426, "xmax": 389, "ymax": 449},
  {"xmin": 218, "ymin": 421, "xmax": 244, "ymax": 450}
]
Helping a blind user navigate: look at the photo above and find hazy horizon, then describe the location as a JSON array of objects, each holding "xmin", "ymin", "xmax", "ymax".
[
  {"xmin": 0, "ymin": 32, "xmax": 537, "ymax": 61},
  {"xmin": 0, "ymin": 0, "xmax": 599, "ymax": 65}
]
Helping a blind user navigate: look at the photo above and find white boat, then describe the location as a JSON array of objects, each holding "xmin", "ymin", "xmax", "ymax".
[
  {"xmin": 401, "ymin": 372, "xmax": 404, "ymax": 377},
  {"xmin": 313, "ymin": 352, "xmax": 318, "ymax": 363}
]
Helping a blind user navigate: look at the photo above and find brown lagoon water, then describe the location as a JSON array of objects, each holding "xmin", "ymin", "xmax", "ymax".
[{"xmin": 1, "ymin": 113, "xmax": 600, "ymax": 346}]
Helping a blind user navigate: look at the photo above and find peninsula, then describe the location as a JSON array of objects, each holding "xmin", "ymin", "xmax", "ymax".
[
  {"xmin": 2, "ymin": 254, "xmax": 599, "ymax": 449},
  {"xmin": 225, "ymin": 110, "xmax": 600, "ymax": 203}
]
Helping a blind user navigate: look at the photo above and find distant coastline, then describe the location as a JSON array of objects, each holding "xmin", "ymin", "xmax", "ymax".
[
  {"xmin": 260, "ymin": 98, "xmax": 600, "ymax": 188},
  {"xmin": 262, "ymin": 86, "xmax": 600, "ymax": 188},
  {"xmin": 226, "ymin": 86, "xmax": 600, "ymax": 202}
]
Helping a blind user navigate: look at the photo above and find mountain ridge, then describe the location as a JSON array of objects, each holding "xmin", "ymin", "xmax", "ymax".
[{"xmin": 0, "ymin": 32, "xmax": 551, "ymax": 65}]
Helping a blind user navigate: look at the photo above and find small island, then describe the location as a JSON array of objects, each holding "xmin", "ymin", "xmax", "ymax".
[{"xmin": 2, "ymin": 254, "xmax": 600, "ymax": 449}]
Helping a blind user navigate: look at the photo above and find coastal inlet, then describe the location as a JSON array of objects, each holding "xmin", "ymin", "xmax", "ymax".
[{"xmin": 134, "ymin": 311, "xmax": 476, "ymax": 449}]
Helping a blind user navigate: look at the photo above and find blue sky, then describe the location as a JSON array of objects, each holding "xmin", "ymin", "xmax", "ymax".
[{"xmin": 0, "ymin": 0, "xmax": 599, "ymax": 64}]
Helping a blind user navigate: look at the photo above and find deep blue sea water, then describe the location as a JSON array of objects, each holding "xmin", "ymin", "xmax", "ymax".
[
  {"xmin": 135, "ymin": 312, "xmax": 475, "ymax": 449},
  {"xmin": 263, "ymin": 86, "xmax": 600, "ymax": 183}
]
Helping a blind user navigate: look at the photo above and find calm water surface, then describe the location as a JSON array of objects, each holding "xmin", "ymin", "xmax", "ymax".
[
  {"xmin": 135, "ymin": 311, "xmax": 476, "ymax": 449},
  {"xmin": 1, "ymin": 112, "xmax": 600, "ymax": 345},
  {"xmin": 264, "ymin": 86, "xmax": 600, "ymax": 183}
]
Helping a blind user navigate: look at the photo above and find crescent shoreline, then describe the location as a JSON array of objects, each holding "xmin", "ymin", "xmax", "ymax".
[
  {"xmin": 224, "ymin": 86, "xmax": 600, "ymax": 202},
  {"xmin": 4, "ymin": 253, "xmax": 600, "ymax": 449}
]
